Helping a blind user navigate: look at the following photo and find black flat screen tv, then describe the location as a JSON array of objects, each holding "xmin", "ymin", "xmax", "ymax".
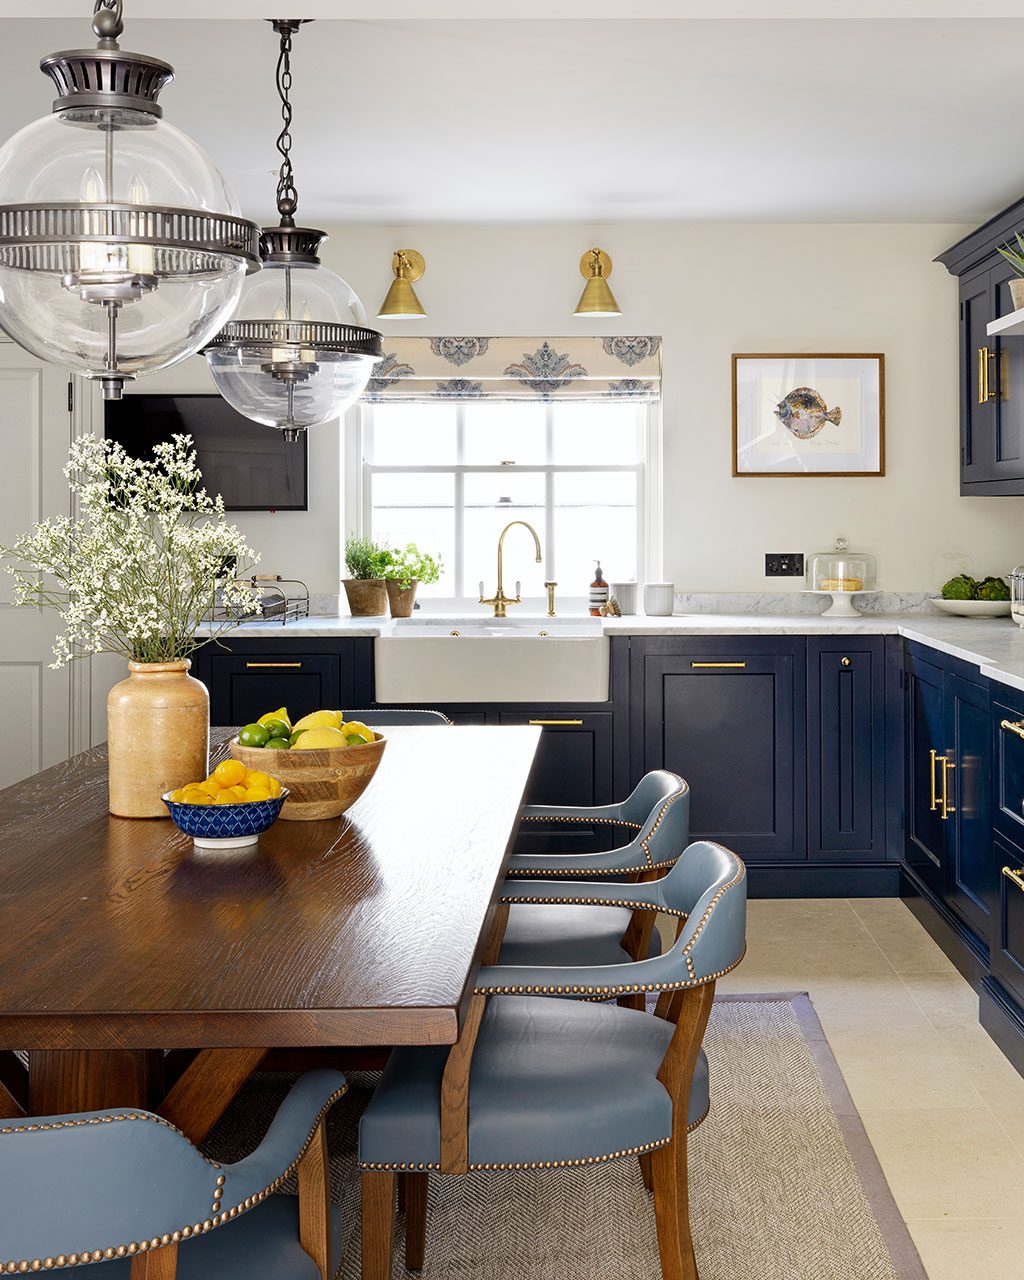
[{"xmin": 104, "ymin": 394, "xmax": 308, "ymax": 512}]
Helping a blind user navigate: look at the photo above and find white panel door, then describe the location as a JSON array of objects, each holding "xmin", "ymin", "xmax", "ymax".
[{"xmin": 0, "ymin": 344, "xmax": 73, "ymax": 790}]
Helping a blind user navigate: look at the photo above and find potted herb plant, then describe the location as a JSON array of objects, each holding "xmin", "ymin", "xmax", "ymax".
[
  {"xmin": 0, "ymin": 434, "xmax": 260, "ymax": 817},
  {"xmin": 342, "ymin": 535, "xmax": 392, "ymax": 616},
  {"xmin": 998, "ymin": 233, "xmax": 1024, "ymax": 310},
  {"xmin": 383, "ymin": 543, "xmax": 443, "ymax": 617}
]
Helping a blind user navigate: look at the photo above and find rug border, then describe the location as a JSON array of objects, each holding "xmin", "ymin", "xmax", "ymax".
[{"xmin": 716, "ymin": 992, "xmax": 930, "ymax": 1280}]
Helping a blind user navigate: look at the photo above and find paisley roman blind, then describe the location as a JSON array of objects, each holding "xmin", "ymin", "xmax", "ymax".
[{"xmin": 361, "ymin": 336, "xmax": 661, "ymax": 403}]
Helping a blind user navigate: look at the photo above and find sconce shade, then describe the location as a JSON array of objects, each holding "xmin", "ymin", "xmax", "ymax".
[
  {"xmin": 378, "ymin": 249, "xmax": 426, "ymax": 318},
  {"xmin": 574, "ymin": 247, "xmax": 621, "ymax": 317}
]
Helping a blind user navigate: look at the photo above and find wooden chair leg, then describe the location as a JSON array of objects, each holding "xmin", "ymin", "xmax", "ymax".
[
  {"xmin": 403, "ymin": 1171, "xmax": 429, "ymax": 1271},
  {"xmin": 130, "ymin": 1244, "xmax": 178, "ymax": 1280},
  {"xmin": 361, "ymin": 1170, "xmax": 396, "ymax": 1280},
  {"xmin": 650, "ymin": 1138, "xmax": 697, "ymax": 1280},
  {"xmin": 297, "ymin": 1118, "xmax": 331, "ymax": 1279},
  {"xmin": 397, "ymin": 1172, "xmax": 407, "ymax": 1214},
  {"xmin": 638, "ymin": 1150, "xmax": 653, "ymax": 1191}
]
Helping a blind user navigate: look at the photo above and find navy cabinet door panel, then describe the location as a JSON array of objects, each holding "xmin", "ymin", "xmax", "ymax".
[
  {"xmin": 640, "ymin": 648, "xmax": 801, "ymax": 861},
  {"xmin": 498, "ymin": 711, "xmax": 614, "ymax": 855},
  {"xmin": 807, "ymin": 639, "xmax": 886, "ymax": 859},
  {"xmin": 947, "ymin": 673, "xmax": 994, "ymax": 937},
  {"xmin": 207, "ymin": 654, "xmax": 341, "ymax": 728},
  {"xmin": 994, "ymin": 694, "xmax": 1024, "ymax": 842},
  {"xmin": 904, "ymin": 653, "xmax": 947, "ymax": 898},
  {"xmin": 992, "ymin": 832, "xmax": 1024, "ymax": 1010}
]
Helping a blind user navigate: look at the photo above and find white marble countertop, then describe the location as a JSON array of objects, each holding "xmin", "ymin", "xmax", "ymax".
[{"xmin": 205, "ymin": 611, "xmax": 1024, "ymax": 695}]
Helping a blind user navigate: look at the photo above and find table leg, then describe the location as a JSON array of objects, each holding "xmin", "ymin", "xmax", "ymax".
[
  {"xmin": 27, "ymin": 1050, "xmax": 163, "ymax": 1114},
  {"xmin": 158, "ymin": 1047, "xmax": 267, "ymax": 1143}
]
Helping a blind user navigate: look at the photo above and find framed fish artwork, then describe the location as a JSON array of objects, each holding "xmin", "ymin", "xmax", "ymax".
[{"xmin": 732, "ymin": 353, "xmax": 885, "ymax": 477}]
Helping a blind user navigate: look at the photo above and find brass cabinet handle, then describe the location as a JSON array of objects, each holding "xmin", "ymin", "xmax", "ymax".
[
  {"xmin": 979, "ymin": 346, "xmax": 997, "ymax": 403},
  {"xmin": 1003, "ymin": 865, "xmax": 1024, "ymax": 893},
  {"xmin": 940, "ymin": 757, "xmax": 956, "ymax": 820},
  {"xmin": 690, "ymin": 662, "xmax": 746, "ymax": 669},
  {"xmin": 1000, "ymin": 718, "xmax": 1024, "ymax": 741},
  {"xmin": 929, "ymin": 748, "xmax": 939, "ymax": 812},
  {"xmin": 245, "ymin": 661, "xmax": 302, "ymax": 669},
  {"xmin": 528, "ymin": 719, "xmax": 584, "ymax": 726}
]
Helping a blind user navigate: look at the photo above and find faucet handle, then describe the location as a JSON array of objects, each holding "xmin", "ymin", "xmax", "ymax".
[{"xmin": 544, "ymin": 580, "xmax": 558, "ymax": 618}]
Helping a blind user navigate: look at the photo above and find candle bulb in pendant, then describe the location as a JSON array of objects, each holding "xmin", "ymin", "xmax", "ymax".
[
  {"xmin": 78, "ymin": 167, "xmax": 108, "ymax": 275},
  {"xmin": 271, "ymin": 299, "xmax": 289, "ymax": 365},
  {"xmin": 126, "ymin": 172, "xmax": 155, "ymax": 276}
]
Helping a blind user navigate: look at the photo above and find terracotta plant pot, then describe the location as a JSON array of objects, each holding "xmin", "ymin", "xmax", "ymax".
[
  {"xmin": 107, "ymin": 660, "xmax": 209, "ymax": 818},
  {"xmin": 229, "ymin": 732, "xmax": 386, "ymax": 820},
  {"xmin": 1011, "ymin": 279, "xmax": 1024, "ymax": 311},
  {"xmin": 342, "ymin": 578, "xmax": 388, "ymax": 617},
  {"xmin": 386, "ymin": 579, "xmax": 419, "ymax": 617}
]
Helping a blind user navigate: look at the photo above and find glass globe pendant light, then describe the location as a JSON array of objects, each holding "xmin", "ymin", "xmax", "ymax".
[
  {"xmin": 0, "ymin": 0, "xmax": 261, "ymax": 400},
  {"xmin": 204, "ymin": 20, "xmax": 382, "ymax": 443}
]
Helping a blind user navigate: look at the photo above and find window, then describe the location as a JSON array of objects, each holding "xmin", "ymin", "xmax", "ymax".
[{"xmin": 353, "ymin": 398, "xmax": 660, "ymax": 609}]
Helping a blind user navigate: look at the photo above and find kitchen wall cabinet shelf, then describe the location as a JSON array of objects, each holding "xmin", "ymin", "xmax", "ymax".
[{"xmin": 986, "ymin": 307, "xmax": 1024, "ymax": 338}]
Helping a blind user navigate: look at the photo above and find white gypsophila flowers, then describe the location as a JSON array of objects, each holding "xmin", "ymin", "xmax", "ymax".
[{"xmin": 0, "ymin": 434, "xmax": 261, "ymax": 668}]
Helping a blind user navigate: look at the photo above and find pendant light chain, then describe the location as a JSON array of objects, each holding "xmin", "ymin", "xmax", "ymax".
[{"xmin": 274, "ymin": 20, "xmax": 300, "ymax": 223}]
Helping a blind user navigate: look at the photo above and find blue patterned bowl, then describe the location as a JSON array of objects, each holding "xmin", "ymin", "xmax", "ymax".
[{"xmin": 162, "ymin": 791, "xmax": 288, "ymax": 849}]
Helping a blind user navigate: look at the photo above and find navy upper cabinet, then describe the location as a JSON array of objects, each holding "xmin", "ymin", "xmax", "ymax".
[
  {"xmin": 903, "ymin": 645, "xmax": 993, "ymax": 947},
  {"xmin": 632, "ymin": 638, "xmax": 804, "ymax": 862},
  {"xmin": 939, "ymin": 197, "xmax": 1024, "ymax": 495},
  {"xmin": 806, "ymin": 639, "xmax": 887, "ymax": 861}
]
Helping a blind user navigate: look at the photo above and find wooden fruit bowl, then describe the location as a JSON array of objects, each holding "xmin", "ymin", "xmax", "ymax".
[{"xmin": 229, "ymin": 732, "xmax": 386, "ymax": 821}]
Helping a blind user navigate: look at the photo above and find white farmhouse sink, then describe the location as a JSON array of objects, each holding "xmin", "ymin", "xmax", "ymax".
[{"xmin": 374, "ymin": 616, "xmax": 609, "ymax": 703}]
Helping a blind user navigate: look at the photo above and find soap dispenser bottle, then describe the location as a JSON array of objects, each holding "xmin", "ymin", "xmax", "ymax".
[{"xmin": 589, "ymin": 561, "xmax": 609, "ymax": 616}]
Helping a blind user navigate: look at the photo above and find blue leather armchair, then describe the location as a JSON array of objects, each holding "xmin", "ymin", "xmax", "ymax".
[
  {"xmin": 358, "ymin": 841, "xmax": 747, "ymax": 1280},
  {"xmin": 499, "ymin": 772, "xmax": 690, "ymax": 973},
  {"xmin": 0, "ymin": 1069, "xmax": 347, "ymax": 1280}
]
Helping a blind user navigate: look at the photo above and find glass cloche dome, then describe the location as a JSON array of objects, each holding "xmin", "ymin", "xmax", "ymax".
[
  {"xmin": 0, "ymin": 4, "xmax": 259, "ymax": 399},
  {"xmin": 205, "ymin": 226, "xmax": 382, "ymax": 441}
]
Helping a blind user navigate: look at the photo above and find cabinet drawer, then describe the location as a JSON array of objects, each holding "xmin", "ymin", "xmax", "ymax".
[
  {"xmin": 993, "ymin": 832, "xmax": 1024, "ymax": 1009},
  {"xmin": 994, "ymin": 696, "xmax": 1024, "ymax": 840},
  {"xmin": 206, "ymin": 654, "xmax": 341, "ymax": 728},
  {"xmin": 498, "ymin": 711, "xmax": 614, "ymax": 855}
]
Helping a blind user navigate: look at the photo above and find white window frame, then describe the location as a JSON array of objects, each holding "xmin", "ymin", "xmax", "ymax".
[{"xmin": 344, "ymin": 399, "xmax": 662, "ymax": 613}]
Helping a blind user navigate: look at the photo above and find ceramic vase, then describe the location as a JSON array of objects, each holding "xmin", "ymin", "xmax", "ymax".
[
  {"xmin": 107, "ymin": 660, "xmax": 209, "ymax": 818},
  {"xmin": 1011, "ymin": 278, "xmax": 1024, "ymax": 311},
  {"xmin": 342, "ymin": 578, "xmax": 389, "ymax": 616},
  {"xmin": 386, "ymin": 579, "xmax": 419, "ymax": 617}
]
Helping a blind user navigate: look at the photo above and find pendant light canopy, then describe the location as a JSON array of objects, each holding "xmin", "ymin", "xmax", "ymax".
[
  {"xmin": 573, "ymin": 248, "xmax": 622, "ymax": 317},
  {"xmin": 205, "ymin": 20, "xmax": 382, "ymax": 442},
  {"xmin": 0, "ymin": 0, "xmax": 260, "ymax": 400}
]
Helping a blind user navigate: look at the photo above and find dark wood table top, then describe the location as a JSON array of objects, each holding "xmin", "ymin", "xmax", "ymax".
[{"xmin": 0, "ymin": 725, "xmax": 540, "ymax": 1051}]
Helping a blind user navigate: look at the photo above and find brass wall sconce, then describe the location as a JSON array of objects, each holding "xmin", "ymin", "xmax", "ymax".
[
  {"xmin": 378, "ymin": 249, "xmax": 427, "ymax": 319},
  {"xmin": 573, "ymin": 247, "xmax": 621, "ymax": 317}
]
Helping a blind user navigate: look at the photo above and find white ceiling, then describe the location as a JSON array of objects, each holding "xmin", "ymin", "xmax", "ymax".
[{"xmin": 0, "ymin": 14, "xmax": 1021, "ymax": 224}]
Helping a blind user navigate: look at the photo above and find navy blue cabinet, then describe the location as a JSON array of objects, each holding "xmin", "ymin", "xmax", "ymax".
[
  {"xmin": 632, "ymin": 638, "xmax": 805, "ymax": 862},
  {"xmin": 902, "ymin": 645, "xmax": 993, "ymax": 948},
  {"xmin": 806, "ymin": 639, "xmax": 887, "ymax": 860}
]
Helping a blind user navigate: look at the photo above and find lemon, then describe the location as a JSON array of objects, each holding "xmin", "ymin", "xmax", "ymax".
[
  {"xmin": 169, "ymin": 788, "xmax": 188, "ymax": 803},
  {"xmin": 198, "ymin": 779, "xmax": 222, "ymax": 798},
  {"xmin": 292, "ymin": 709, "xmax": 344, "ymax": 733},
  {"xmin": 291, "ymin": 726, "xmax": 348, "ymax": 749},
  {"xmin": 243, "ymin": 786, "xmax": 272, "ymax": 802},
  {"xmin": 186, "ymin": 792, "xmax": 215, "ymax": 806},
  {"xmin": 244, "ymin": 769, "xmax": 273, "ymax": 792},
  {"xmin": 258, "ymin": 706, "xmax": 291, "ymax": 730},
  {"xmin": 213, "ymin": 759, "xmax": 247, "ymax": 789},
  {"xmin": 214, "ymin": 791, "xmax": 240, "ymax": 805},
  {"xmin": 267, "ymin": 777, "xmax": 282, "ymax": 798}
]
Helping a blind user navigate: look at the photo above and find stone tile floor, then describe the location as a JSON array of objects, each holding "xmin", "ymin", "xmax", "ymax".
[{"xmin": 708, "ymin": 898, "xmax": 1024, "ymax": 1280}]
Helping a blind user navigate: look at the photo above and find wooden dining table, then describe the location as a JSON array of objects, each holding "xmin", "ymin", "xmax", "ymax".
[{"xmin": 0, "ymin": 724, "xmax": 541, "ymax": 1143}]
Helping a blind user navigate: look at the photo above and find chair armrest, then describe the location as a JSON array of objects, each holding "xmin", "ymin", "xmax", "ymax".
[
  {"xmin": 474, "ymin": 952, "xmax": 683, "ymax": 998},
  {"xmin": 220, "ymin": 1070, "xmax": 347, "ymax": 1208},
  {"xmin": 500, "ymin": 875, "xmax": 683, "ymax": 915},
  {"xmin": 508, "ymin": 843, "xmax": 654, "ymax": 877},
  {"xmin": 520, "ymin": 803, "xmax": 634, "ymax": 824}
]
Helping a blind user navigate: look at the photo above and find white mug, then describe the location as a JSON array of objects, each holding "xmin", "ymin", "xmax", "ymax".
[
  {"xmin": 610, "ymin": 581, "xmax": 637, "ymax": 615},
  {"xmin": 643, "ymin": 582, "xmax": 676, "ymax": 617}
]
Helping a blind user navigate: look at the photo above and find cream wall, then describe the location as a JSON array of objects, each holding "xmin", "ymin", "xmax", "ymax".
[{"xmin": 137, "ymin": 220, "xmax": 1024, "ymax": 595}]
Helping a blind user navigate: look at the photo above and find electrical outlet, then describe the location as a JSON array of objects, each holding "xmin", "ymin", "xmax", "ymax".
[{"xmin": 765, "ymin": 553, "xmax": 804, "ymax": 577}]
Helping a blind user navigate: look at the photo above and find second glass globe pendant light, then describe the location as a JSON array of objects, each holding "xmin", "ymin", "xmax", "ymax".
[{"xmin": 205, "ymin": 20, "xmax": 382, "ymax": 442}]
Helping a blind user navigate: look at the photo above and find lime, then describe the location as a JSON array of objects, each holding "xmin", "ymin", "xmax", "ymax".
[
  {"xmin": 264, "ymin": 737, "xmax": 291, "ymax": 751},
  {"xmin": 239, "ymin": 723, "xmax": 270, "ymax": 748},
  {"xmin": 345, "ymin": 733, "xmax": 369, "ymax": 746},
  {"xmin": 288, "ymin": 729, "xmax": 306, "ymax": 747},
  {"xmin": 260, "ymin": 718, "xmax": 290, "ymax": 742}
]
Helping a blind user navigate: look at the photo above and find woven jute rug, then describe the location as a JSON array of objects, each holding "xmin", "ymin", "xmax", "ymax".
[{"xmin": 204, "ymin": 994, "xmax": 928, "ymax": 1280}]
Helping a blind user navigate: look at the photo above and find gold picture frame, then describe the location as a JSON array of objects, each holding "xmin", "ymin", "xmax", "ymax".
[{"xmin": 732, "ymin": 353, "xmax": 885, "ymax": 477}]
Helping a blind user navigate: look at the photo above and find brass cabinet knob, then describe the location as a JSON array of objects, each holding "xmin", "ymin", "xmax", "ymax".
[{"xmin": 841, "ymin": 657, "xmax": 851, "ymax": 667}]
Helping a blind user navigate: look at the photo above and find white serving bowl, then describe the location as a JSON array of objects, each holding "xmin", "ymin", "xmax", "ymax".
[{"xmin": 930, "ymin": 598, "xmax": 1011, "ymax": 618}]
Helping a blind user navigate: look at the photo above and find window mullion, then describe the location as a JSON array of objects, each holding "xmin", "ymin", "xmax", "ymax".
[
  {"xmin": 545, "ymin": 402, "xmax": 555, "ymax": 583},
  {"xmin": 455, "ymin": 405, "xmax": 466, "ymax": 601}
]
